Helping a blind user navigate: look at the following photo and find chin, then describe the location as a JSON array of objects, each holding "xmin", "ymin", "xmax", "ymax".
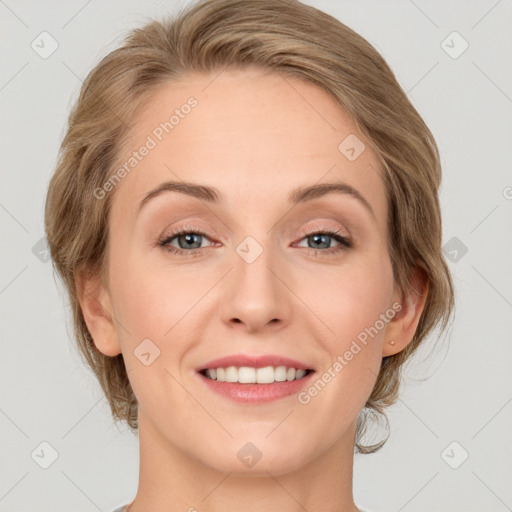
[{"xmin": 197, "ymin": 438, "xmax": 314, "ymax": 477}]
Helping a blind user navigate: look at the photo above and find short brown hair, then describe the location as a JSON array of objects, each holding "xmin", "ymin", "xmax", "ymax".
[{"xmin": 44, "ymin": 0, "xmax": 455, "ymax": 453}]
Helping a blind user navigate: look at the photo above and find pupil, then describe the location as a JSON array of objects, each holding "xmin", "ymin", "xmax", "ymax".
[
  {"xmin": 311, "ymin": 234, "xmax": 329, "ymax": 249},
  {"xmin": 181, "ymin": 233, "xmax": 201, "ymax": 249}
]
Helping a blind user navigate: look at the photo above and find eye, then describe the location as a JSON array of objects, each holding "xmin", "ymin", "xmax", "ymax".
[
  {"xmin": 157, "ymin": 226, "xmax": 352, "ymax": 257},
  {"xmin": 158, "ymin": 226, "xmax": 214, "ymax": 256},
  {"xmin": 294, "ymin": 229, "xmax": 352, "ymax": 255}
]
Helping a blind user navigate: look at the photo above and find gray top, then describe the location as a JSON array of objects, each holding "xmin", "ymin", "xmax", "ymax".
[{"xmin": 112, "ymin": 506, "xmax": 369, "ymax": 511}]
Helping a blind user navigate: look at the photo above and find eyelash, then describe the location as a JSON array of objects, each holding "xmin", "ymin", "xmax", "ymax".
[{"xmin": 157, "ymin": 225, "xmax": 352, "ymax": 257}]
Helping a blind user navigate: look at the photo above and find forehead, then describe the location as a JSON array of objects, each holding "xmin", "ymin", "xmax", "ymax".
[{"xmin": 111, "ymin": 68, "xmax": 387, "ymax": 229}]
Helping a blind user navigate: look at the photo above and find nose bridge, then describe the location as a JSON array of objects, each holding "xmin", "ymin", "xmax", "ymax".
[{"xmin": 220, "ymin": 233, "xmax": 291, "ymax": 331}]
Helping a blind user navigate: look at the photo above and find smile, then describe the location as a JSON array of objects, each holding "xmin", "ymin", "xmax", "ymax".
[
  {"xmin": 197, "ymin": 366, "xmax": 316, "ymax": 403},
  {"xmin": 200, "ymin": 365, "xmax": 313, "ymax": 383}
]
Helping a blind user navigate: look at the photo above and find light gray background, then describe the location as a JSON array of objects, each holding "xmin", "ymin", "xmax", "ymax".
[{"xmin": 1, "ymin": 0, "xmax": 511, "ymax": 511}]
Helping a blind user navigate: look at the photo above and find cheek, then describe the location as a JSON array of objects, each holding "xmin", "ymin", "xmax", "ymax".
[
  {"xmin": 109, "ymin": 235, "xmax": 394, "ymax": 354},
  {"xmin": 306, "ymin": 259, "xmax": 394, "ymax": 344},
  {"xmin": 294, "ymin": 263, "xmax": 393, "ymax": 425},
  {"xmin": 108, "ymin": 257, "xmax": 202, "ymax": 416},
  {"xmin": 109, "ymin": 254, "xmax": 209, "ymax": 340}
]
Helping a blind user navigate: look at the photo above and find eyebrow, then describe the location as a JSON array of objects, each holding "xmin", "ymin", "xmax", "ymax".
[{"xmin": 137, "ymin": 180, "xmax": 375, "ymax": 218}]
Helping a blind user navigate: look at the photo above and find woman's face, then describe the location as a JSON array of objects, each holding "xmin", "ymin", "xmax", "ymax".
[{"xmin": 97, "ymin": 67, "xmax": 402, "ymax": 474}]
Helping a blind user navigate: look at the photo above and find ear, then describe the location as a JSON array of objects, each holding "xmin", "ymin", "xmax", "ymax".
[
  {"xmin": 75, "ymin": 269, "xmax": 122, "ymax": 357},
  {"xmin": 382, "ymin": 263, "xmax": 429, "ymax": 357}
]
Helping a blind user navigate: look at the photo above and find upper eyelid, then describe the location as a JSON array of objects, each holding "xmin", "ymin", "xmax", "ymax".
[{"xmin": 147, "ymin": 203, "xmax": 359, "ymax": 234}]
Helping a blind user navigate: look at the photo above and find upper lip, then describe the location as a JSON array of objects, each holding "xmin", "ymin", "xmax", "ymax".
[{"xmin": 197, "ymin": 354, "xmax": 314, "ymax": 372}]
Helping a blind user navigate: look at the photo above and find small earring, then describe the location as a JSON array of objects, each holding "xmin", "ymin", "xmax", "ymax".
[{"xmin": 389, "ymin": 340, "xmax": 396, "ymax": 346}]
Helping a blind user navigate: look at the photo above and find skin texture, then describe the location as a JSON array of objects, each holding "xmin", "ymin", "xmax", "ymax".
[{"xmin": 78, "ymin": 67, "xmax": 428, "ymax": 512}]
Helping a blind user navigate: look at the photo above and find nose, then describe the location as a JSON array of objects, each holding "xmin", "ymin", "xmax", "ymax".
[{"xmin": 219, "ymin": 240, "xmax": 293, "ymax": 334}]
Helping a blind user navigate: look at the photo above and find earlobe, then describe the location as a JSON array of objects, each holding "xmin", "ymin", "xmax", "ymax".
[
  {"xmin": 382, "ymin": 264, "xmax": 429, "ymax": 357},
  {"xmin": 75, "ymin": 270, "xmax": 122, "ymax": 357}
]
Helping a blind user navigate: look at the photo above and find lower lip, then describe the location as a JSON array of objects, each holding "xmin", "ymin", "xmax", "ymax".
[{"xmin": 198, "ymin": 371, "xmax": 315, "ymax": 403}]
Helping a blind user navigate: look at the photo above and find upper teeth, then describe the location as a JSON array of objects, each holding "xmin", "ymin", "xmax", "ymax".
[{"xmin": 204, "ymin": 366, "xmax": 308, "ymax": 383}]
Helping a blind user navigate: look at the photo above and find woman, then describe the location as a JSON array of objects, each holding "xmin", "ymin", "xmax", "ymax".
[{"xmin": 44, "ymin": 0, "xmax": 454, "ymax": 510}]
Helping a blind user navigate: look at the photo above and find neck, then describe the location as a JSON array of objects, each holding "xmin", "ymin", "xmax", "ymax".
[{"xmin": 126, "ymin": 411, "xmax": 360, "ymax": 512}]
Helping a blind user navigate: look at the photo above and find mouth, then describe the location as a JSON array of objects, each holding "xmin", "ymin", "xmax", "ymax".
[
  {"xmin": 197, "ymin": 366, "xmax": 316, "ymax": 403},
  {"xmin": 195, "ymin": 354, "xmax": 316, "ymax": 403},
  {"xmin": 198, "ymin": 366, "xmax": 315, "ymax": 384}
]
